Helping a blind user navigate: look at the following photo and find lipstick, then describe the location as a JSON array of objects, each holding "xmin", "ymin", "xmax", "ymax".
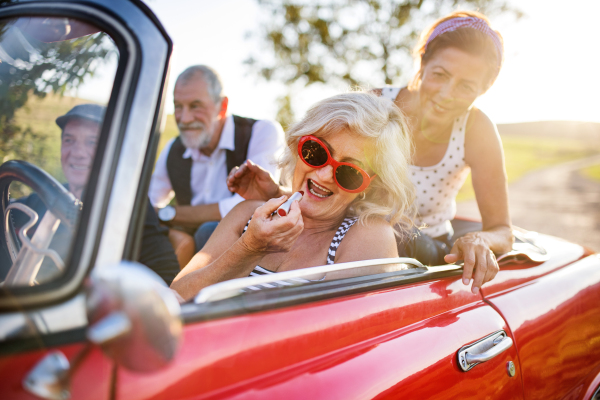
[{"xmin": 276, "ymin": 191, "xmax": 304, "ymax": 217}]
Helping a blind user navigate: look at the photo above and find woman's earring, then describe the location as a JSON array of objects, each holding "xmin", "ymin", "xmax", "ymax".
[{"xmin": 360, "ymin": 192, "xmax": 366, "ymax": 200}]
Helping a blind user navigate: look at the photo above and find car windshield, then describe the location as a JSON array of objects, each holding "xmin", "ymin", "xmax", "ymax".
[{"xmin": 0, "ymin": 16, "xmax": 118, "ymax": 287}]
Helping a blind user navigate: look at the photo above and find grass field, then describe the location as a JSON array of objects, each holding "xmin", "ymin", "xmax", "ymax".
[
  {"xmin": 8, "ymin": 94, "xmax": 600, "ymax": 201},
  {"xmin": 456, "ymin": 135, "xmax": 600, "ymax": 201},
  {"xmin": 159, "ymin": 114, "xmax": 179, "ymax": 154},
  {"xmin": 581, "ymin": 164, "xmax": 600, "ymax": 182}
]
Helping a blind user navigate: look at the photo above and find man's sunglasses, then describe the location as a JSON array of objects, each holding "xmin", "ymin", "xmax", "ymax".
[{"xmin": 298, "ymin": 135, "xmax": 376, "ymax": 193}]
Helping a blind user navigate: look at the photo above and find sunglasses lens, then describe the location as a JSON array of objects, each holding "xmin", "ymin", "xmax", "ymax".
[
  {"xmin": 301, "ymin": 140, "xmax": 329, "ymax": 167},
  {"xmin": 336, "ymin": 165, "xmax": 364, "ymax": 191}
]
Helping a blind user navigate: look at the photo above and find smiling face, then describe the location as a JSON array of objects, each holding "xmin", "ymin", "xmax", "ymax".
[
  {"xmin": 292, "ymin": 129, "xmax": 374, "ymax": 224},
  {"xmin": 173, "ymin": 76, "xmax": 225, "ymax": 150},
  {"xmin": 418, "ymin": 47, "xmax": 489, "ymax": 127},
  {"xmin": 61, "ymin": 118, "xmax": 100, "ymax": 199}
]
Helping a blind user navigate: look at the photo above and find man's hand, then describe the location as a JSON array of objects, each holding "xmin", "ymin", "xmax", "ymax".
[{"xmin": 227, "ymin": 159, "xmax": 285, "ymax": 200}]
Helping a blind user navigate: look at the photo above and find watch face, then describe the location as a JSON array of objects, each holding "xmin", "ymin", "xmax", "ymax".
[{"xmin": 158, "ymin": 206, "xmax": 176, "ymax": 222}]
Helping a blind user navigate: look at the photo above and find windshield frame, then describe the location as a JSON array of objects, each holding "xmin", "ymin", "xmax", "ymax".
[{"xmin": 0, "ymin": 1, "xmax": 138, "ymax": 310}]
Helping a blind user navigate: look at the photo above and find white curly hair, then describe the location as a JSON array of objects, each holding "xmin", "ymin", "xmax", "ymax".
[{"xmin": 279, "ymin": 91, "xmax": 416, "ymax": 235}]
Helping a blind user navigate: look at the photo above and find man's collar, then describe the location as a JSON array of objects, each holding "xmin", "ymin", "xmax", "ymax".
[{"xmin": 217, "ymin": 115, "xmax": 235, "ymax": 151}]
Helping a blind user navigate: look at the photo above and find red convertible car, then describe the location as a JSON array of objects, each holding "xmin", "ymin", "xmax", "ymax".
[{"xmin": 0, "ymin": 1, "xmax": 599, "ymax": 399}]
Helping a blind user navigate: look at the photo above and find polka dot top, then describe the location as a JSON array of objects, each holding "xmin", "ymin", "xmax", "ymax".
[{"xmin": 382, "ymin": 87, "xmax": 471, "ymax": 238}]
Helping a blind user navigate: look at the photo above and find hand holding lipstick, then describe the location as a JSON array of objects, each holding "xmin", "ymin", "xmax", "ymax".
[
  {"xmin": 274, "ymin": 191, "xmax": 303, "ymax": 218},
  {"xmin": 240, "ymin": 194, "xmax": 304, "ymax": 254}
]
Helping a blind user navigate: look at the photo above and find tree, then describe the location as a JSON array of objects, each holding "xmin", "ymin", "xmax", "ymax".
[{"xmin": 246, "ymin": 0, "xmax": 521, "ymax": 125}]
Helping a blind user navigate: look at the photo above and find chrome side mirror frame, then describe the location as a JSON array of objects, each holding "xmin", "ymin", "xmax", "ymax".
[
  {"xmin": 23, "ymin": 261, "xmax": 182, "ymax": 400},
  {"xmin": 85, "ymin": 261, "xmax": 182, "ymax": 372}
]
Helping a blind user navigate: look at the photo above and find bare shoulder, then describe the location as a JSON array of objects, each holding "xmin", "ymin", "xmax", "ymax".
[
  {"xmin": 466, "ymin": 107, "xmax": 499, "ymax": 140},
  {"xmin": 336, "ymin": 217, "xmax": 398, "ymax": 263},
  {"xmin": 346, "ymin": 217, "xmax": 395, "ymax": 238},
  {"xmin": 465, "ymin": 108, "xmax": 502, "ymax": 161}
]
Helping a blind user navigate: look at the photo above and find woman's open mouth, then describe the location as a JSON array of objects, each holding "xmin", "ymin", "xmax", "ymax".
[{"xmin": 307, "ymin": 179, "xmax": 333, "ymax": 198}]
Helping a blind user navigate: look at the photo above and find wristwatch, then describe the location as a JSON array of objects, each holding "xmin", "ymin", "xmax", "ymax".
[{"xmin": 158, "ymin": 205, "xmax": 176, "ymax": 222}]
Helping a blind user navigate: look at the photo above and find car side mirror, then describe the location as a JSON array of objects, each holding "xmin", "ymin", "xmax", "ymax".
[
  {"xmin": 23, "ymin": 262, "xmax": 182, "ymax": 400},
  {"xmin": 85, "ymin": 261, "xmax": 182, "ymax": 372}
]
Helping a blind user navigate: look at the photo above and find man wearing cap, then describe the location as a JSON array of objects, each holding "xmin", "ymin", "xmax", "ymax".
[
  {"xmin": 10, "ymin": 104, "xmax": 181, "ymax": 285},
  {"xmin": 149, "ymin": 65, "xmax": 285, "ymax": 252},
  {"xmin": 55, "ymin": 103, "xmax": 104, "ymax": 200}
]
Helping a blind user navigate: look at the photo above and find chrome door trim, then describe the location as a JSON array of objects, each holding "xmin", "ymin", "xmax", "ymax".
[
  {"xmin": 457, "ymin": 330, "xmax": 514, "ymax": 371},
  {"xmin": 194, "ymin": 258, "xmax": 426, "ymax": 304},
  {"xmin": 23, "ymin": 350, "xmax": 71, "ymax": 400},
  {"xmin": 93, "ymin": 18, "xmax": 169, "ymax": 269}
]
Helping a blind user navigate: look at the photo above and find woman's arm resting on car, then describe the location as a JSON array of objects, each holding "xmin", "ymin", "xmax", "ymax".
[
  {"xmin": 445, "ymin": 109, "xmax": 513, "ymax": 294},
  {"xmin": 171, "ymin": 196, "xmax": 304, "ymax": 300}
]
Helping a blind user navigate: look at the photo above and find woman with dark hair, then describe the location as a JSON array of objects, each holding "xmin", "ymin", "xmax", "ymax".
[
  {"xmin": 227, "ymin": 11, "xmax": 513, "ymax": 295},
  {"xmin": 384, "ymin": 10, "xmax": 511, "ymax": 291}
]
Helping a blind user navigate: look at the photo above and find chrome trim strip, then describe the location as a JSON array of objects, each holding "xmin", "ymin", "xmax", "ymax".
[
  {"xmin": 194, "ymin": 257, "xmax": 425, "ymax": 304},
  {"xmin": 94, "ymin": 12, "xmax": 168, "ymax": 269}
]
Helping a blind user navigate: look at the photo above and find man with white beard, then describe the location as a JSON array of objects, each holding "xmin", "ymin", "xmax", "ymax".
[{"xmin": 149, "ymin": 65, "xmax": 284, "ymax": 252}]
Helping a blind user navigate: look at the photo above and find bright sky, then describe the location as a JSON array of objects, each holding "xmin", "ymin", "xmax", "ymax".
[{"xmin": 134, "ymin": 0, "xmax": 600, "ymax": 124}]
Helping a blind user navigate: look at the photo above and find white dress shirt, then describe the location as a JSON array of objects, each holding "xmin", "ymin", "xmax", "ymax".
[{"xmin": 149, "ymin": 115, "xmax": 284, "ymax": 217}]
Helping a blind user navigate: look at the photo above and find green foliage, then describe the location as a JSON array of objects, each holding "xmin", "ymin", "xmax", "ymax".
[
  {"xmin": 248, "ymin": 0, "xmax": 521, "ymax": 127},
  {"xmin": 456, "ymin": 135, "xmax": 600, "ymax": 201},
  {"xmin": 275, "ymin": 93, "xmax": 296, "ymax": 130},
  {"xmin": 581, "ymin": 164, "xmax": 600, "ymax": 182},
  {"xmin": 248, "ymin": 0, "xmax": 520, "ymax": 89}
]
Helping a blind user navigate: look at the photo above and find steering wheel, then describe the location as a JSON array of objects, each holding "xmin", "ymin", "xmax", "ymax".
[{"xmin": 0, "ymin": 160, "xmax": 81, "ymax": 286}]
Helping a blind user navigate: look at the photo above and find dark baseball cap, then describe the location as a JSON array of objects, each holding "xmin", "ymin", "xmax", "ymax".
[{"xmin": 55, "ymin": 103, "xmax": 106, "ymax": 130}]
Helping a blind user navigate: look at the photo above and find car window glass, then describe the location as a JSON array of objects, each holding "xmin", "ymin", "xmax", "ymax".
[{"xmin": 0, "ymin": 16, "xmax": 118, "ymax": 287}]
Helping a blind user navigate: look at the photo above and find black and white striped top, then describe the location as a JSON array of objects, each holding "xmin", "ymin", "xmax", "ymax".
[{"xmin": 241, "ymin": 216, "xmax": 359, "ymax": 291}]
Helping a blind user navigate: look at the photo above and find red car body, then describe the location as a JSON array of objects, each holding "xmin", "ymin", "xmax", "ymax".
[
  {"xmin": 0, "ymin": 1, "xmax": 599, "ymax": 400},
  {"xmin": 112, "ymin": 235, "xmax": 600, "ymax": 400}
]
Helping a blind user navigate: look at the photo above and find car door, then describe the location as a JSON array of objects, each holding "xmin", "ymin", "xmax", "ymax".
[
  {"xmin": 0, "ymin": 1, "xmax": 172, "ymax": 399},
  {"xmin": 116, "ymin": 259, "xmax": 524, "ymax": 399},
  {"xmin": 481, "ymin": 233, "xmax": 600, "ymax": 399}
]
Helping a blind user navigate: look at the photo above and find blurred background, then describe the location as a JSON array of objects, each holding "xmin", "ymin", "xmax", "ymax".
[{"xmin": 13, "ymin": 0, "xmax": 600, "ymax": 250}]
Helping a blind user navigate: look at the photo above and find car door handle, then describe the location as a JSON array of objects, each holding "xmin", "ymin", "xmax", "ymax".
[
  {"xmin": 466, "ymin": 336, "xmax": 513, "ymax": 364},
  {"xmin": 457, "ymin": 330, "xmax": 513, "ymax": 371}
]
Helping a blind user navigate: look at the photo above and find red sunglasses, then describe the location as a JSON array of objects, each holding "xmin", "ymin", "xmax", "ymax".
[{"xmin": 297, "ymin": 135, "xmax": 376, "ymax": 193}]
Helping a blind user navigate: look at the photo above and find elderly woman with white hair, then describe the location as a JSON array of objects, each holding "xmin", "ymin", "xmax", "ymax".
[{"xmin": 171, "ymin": 92, "xmax": 415, "ymax": 301}]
